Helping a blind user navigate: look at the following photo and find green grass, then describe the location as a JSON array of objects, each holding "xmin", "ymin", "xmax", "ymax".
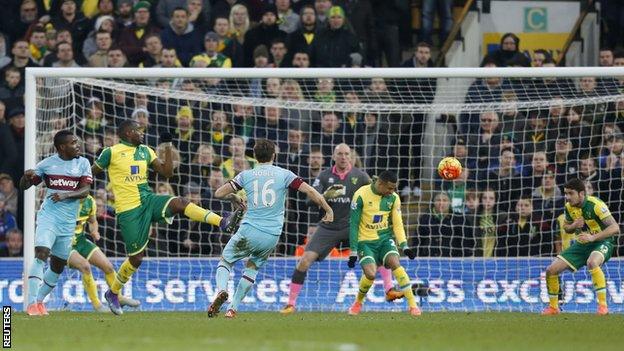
[{"xmin": 12, "ymin": 311, "xmax": 624, "ymax": 351}]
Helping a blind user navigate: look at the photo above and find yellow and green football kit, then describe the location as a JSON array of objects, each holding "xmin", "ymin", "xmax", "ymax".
[
  {"xmin": 547, "ymin": 196, "xmax": 614, "ymax": 310},
  {"xmin": 558, "ymin": 196, "xmax": 615, "ymax": 271},
  {"xmin": 349, "ymin": 184, "xmax": 407, "ymax": 266},
  {"xmin": 95, "ymin": 141, "xmax": 175, "ymax": 256},
  {"xmin": 349, "ymin": 183, "xmax": 418, "ymax": 309},
  {"xmin": 71, "ymin": 194, "xmax": 99, "ymax": 260}
]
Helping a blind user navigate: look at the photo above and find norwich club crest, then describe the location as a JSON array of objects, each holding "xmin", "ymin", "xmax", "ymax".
[{"xmin": 351, "ymin": 177, "xmax": 358, "ymax": 185}]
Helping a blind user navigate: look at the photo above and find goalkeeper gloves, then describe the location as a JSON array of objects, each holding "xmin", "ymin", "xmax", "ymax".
[
  {"xmin": 160, "ymin": 132, "xmax": 173, "ymax": 144},
  {"xmin": 347, "ymin": 255, "xmax": 358, "ymax": 268},
  {"xmin": 403, "ymin": 247, "xmax": 416, "ymax": 260},
  {"xmin": 323, "ymin": 184, "xmax": 346, "ymax": 199}
]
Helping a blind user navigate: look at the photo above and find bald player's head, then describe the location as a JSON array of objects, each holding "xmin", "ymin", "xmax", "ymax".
[{"xmin": 333, "ymin": 143, "xmax": 352, "ymax": 171}]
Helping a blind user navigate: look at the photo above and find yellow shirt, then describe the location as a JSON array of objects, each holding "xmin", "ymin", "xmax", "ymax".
[
  {"xmin": 74, "ymin": 194, "xmax": 96, "ymax": 235},
  {"xmin": 349, "ymin": 184, "xmax": 406, "ymax": 251},
  {"xmin": 95, "ymin": 141, "xmax": 158, "ymax": 213},
  {"xmin": 221, "ymin": 156, "xmax": 258, "ymax": 180},
  {"xmin": 563, "ymin": 196, "xmax": 612, "ymax": 236}
]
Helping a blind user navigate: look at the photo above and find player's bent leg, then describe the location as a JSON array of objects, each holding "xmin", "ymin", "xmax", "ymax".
[
  {"xmin": 385, "ymin": 255, "xmax": 421, "ymax": 316},
  {"xmin": 542, "ymin": 258, "xmax": 569, "ymax": 315},
  {"xmin": 170, "ymin": 197, "xmax": 242, "ymax": 232},
  {"xmin": 68, "ymin": 251, "xmax": 104, "ymax": 311},
  {"xmin": 107, "ymin": 251, "xmax": 143, "ymax": 315},
  {"xmin": 27, "ymin": 247, "xmax": 50, "ymax": 315},
  {"xmin": 89, "ymin": 249, "xmax": 141, "ymax": 308},
  {"xmin": 282, "ymin": 250, "xmax": 320, "ymax": 314},
  {"xmin": 587, "ymin": 251, "xmax": 608, "ymax": 315}
]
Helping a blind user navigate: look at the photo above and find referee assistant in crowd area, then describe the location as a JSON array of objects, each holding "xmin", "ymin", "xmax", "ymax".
[{"xmin": 280, "ymin": 143, "xmax": 404, "ymax": 314}]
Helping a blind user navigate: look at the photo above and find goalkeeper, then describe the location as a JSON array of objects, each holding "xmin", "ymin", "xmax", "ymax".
[
  {"xmin": 91, "ymin": 121, "xmax": 244, "ymax": 315},
  {"xmin": 347, "ymin": 170, "xmax": 421, "ymax": 316},
  {"xmin": 281, "ymin": 144, "xmax": 403, "ymax": 314}
]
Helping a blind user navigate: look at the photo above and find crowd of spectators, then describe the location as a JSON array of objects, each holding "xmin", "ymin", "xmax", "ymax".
[{"xmin": 0, "ymin": 0, "xmax": 623, "ymax": 260}]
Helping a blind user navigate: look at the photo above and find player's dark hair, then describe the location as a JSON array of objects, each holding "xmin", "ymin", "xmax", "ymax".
[
  {"xmin": 118, "ymin": 119, "xmax": 137, "ymax": 138},
  {"xmin": 378, "ymin": 170, "xmax": 398, "ymax": 183},
  {"xmin": 53, "ymin": 130, "xmax": 74, "ymax": 149},
  {"xmin": 564, "ymin": 178, "xmax": 586, "ymax": 193},
  {"xmin": 253, "ymin": 139, "xmax": 275, "ymax": 163}
]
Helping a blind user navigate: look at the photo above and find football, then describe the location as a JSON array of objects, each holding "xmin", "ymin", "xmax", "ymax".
[{"xmin": 438, "ymin": 157, "xmax": 463, "ymax": 180}]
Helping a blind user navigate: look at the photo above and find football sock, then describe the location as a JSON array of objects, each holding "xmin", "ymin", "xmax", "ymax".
[
  {"xmin": 36, "ymin": 268, "xmax": 60, "ymax": 303},
  {"xmin": 546, "ymin": 274, "xmax": 560, "ymax": 309},
  {"xmin": 392, "ymin": 267, "xmax": 417, "ymax": 308},
  {"xmin": 27, "ymin": 258, "xmax": 45, "ymax": 305},
  {"xmin": 104, "ymin": 271, "xmax": 115, "ymax": 288},
  {"xmin": 589, "ymin": 267, "xmax": 607, "ymax": 307},
  {"xmin": 184, "ymin": 203, "xmax": 221, "ymax": 226},
  {"xmin": 378, "ymin": 267, "xmax": 394, "ymax": 292},
  {"xmin": 111, "ymin": 259, "xmax": 137, "ymax": 295},
  {"xmin": 230, "ymin": 268, "xmax": 258, "ymax": 311},
  {"xmin": 82, "ymin": 271, "xmax": 101, "ymax": 308},
  {"xmin": 216, "ymin": 260, "xmax": 232, "ymax": 292},
  {"xmin": 288, "ymin": 269, "xmax": 307, "ymax": 306},
  {"xmin": 356, "ymin": 276, "xmax": 374, "ymax": 304}
]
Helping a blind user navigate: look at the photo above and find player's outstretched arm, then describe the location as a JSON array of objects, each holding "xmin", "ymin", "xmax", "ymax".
[
  {"xmin": 19, "ymin": 169, "xmax": 38, "ymax": 190},
  {"xmin": 298, "ymin": 182, "xmax": 333, "ymax": 223}
]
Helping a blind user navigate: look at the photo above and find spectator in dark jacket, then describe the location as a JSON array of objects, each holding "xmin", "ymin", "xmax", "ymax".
[
  {"xmin": 0, "ymin": 227, "xmax": 22, "ymax": 257},
  {"xmin": 310, "ymin": 6, "xmax": 360, "ymax": 67},
  {"xmin": 117, "ymin": 1, "xmax": 161, "ymax": 66},
  {"xmin": 488, "ymin": 33, "xmax": 530, "ymax": 67},
  {"xmin": 2, "ymin": 40, "xmax": 39, "ymax": 80},
  {"xmin": 243, "ymin": 4, "xmax": 287, "ymax": 67},
  {"xmin": 0, "ymin": 67, "xmax": 24, "ymax": 110},
  {"xmin": 5, "ymin": 108, "xmax": 24, "ymax": 183},
  {"xmin": 287, "ymin": 5, "xmax": 317, "ymax": 56},
  {"xmin": 213, "ymin": 16, "xmax": 244, "ymax": 67},
  {"xmin": 156, "ymin": 0, "xmax": 211, "ymax": 30},
  {"xmin": 337, "ymin": 0, "xmax": 376, "ymax": 66},
  {"xmin": 51, "ymin": 0, "xmax": 93, "ymax": 55},
  {"xmin": 160, "ymin": 7, "xmax": 203, "ymax": 66},
  {"xmin": 415, "ymin": 192, "xmax": 470, "ymax": 257},
  {"xmin": 467, "ymin": 111, "xmax": 502, "ymax": 177},
  {"xmin": 496, "ymin": 197, "xmax": 551, "ymax": 256},
  {"xmin": 399, "ymin": 42, "xmax": 436, "ymax": 103},
  {"xmin": 0, "ymin": 195, "xmax": 17, "ymax": 248}
]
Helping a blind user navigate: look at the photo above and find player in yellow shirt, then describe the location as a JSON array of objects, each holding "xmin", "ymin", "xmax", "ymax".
[
  {"xmin": 70, "ymin": 194, "xmax": 140, "ymax": 311},
  {"xmin": 542, "ymin": 178, "xmax": 620, "ymax": 316},
  {"xmin": 92, "ymin": 120, "xmax": 244, "ymax": 315},
  {"xmin": 347, "ymin": 171, "xmax": 421, "ymax": 316}
]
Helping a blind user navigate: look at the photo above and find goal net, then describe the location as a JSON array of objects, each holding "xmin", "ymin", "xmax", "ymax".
[{"xmin": 24, "ymin": 67, "xmax": 624, "ymax": 313}]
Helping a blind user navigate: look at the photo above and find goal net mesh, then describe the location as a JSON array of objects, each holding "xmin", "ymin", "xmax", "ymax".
[{"xmin": 31, "ymin": 71, "xmax": 624, "ymax": 312}]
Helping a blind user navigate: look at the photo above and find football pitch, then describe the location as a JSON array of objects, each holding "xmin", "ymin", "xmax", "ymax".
[{"xmin": 12, "ymin": 311, "xmax": 624, "ymax": 351}]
